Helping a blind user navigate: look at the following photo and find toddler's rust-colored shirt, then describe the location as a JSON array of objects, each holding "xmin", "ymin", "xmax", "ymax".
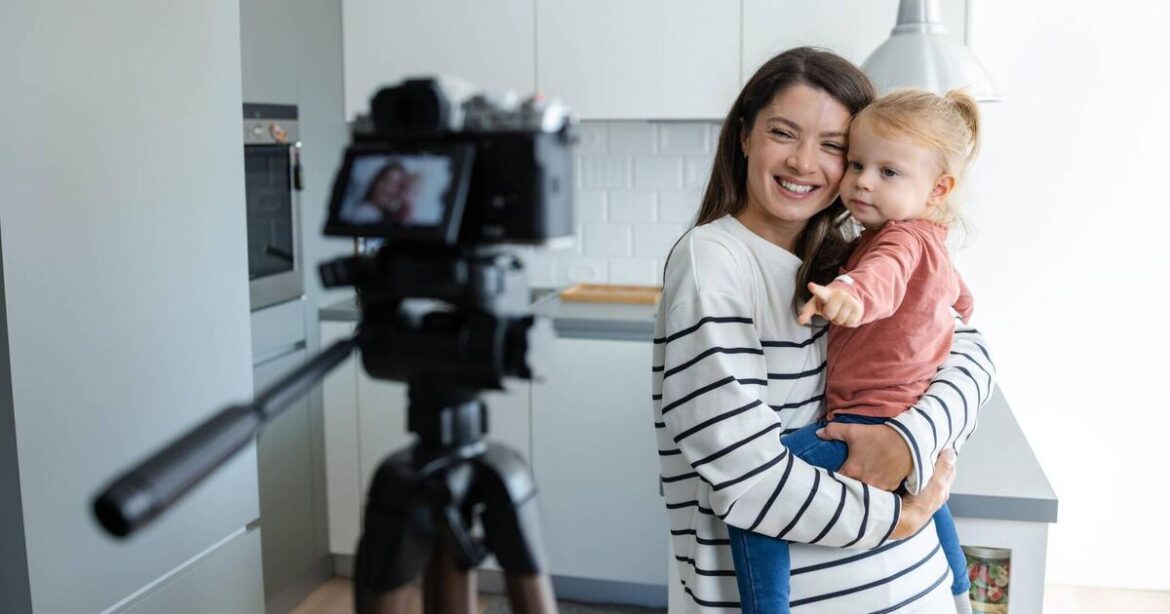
[{"xmin": 825, "ymin": 219, "xmax": 973, "ymax": 419}]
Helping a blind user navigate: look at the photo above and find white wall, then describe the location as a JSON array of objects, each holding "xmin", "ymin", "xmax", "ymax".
[
  {"xmin": 959, "ymin": 1, "xmax": 1170, "ymax": 590},
  {"xmin": 0, "ymin": 0, "xmax": 264, "ymax": 611}
]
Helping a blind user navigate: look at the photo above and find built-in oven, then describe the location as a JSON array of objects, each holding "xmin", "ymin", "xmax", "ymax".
[{"xmin": 244, "ymin": 103, "xmax": 304, "ymax": 311}]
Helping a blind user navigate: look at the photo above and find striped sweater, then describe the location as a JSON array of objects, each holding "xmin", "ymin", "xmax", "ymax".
[{"xmin": 652, "ymin": 216, "xmax": 995, "ymax": 612}]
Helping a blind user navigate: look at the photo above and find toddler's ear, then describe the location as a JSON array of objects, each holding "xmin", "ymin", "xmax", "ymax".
[{"xmin": 928, "ymin": 174, "xmax": 957, "ymax": 206}]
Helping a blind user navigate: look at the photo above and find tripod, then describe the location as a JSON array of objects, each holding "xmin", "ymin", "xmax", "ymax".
[
  {"xmin": 354, "ymin": 379, "xmax": 558, "ymax": 614},
  {"xmin": 93, "ymin": 250, "xmax": 560, "ymax": 614}
]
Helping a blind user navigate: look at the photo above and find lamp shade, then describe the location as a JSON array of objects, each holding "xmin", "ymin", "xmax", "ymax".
[{"xmin": 862, "ymin": 0, "xmax": 1001, "ymax": 102}]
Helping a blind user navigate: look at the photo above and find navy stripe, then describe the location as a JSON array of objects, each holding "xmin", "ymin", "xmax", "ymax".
[
  {"xmin": 663, "ymin": 346, "xmax": 765, "ymax": 379},
  {"xmin": 867, "ymin": 565, "xmax": 951, "ymax": 614},
  {"xmin": 955, "ymin": 365, "xmax": 983, "ymax": 405},
  {"xmin": 809, "ymin": 473, "xmax": 847, "ymax": 545},
  {"xmin": 669, "ymin": 529, "xmax": 731, "ymax": 546},
  {"xmin": 777, "ymin": 471, "xmax": 819, "ymax": 539},
  {"xmin": 737, "ymin": 378, "xmax": 768, "ymax": 386},
  {"xmin": 950, "ymin": 350, "xmax": 993, "ymax": 388},
  {"xmin": 658, "ymin": 448, "xmax": 681, "ymax": 456},
  {"xmin": 923, "ymin": 390, "xmax": 955, "ymax": 444},
  {"xmin": 661, "ymin": 376, "xmax": 736, "ymax": 415},
  {"xmin": 792, "ymin": 523, "xmax": 929, "ymax": 576},
  {"xmin": 681, "ymin": 581, "xmax": 740, "ymax": 608},
  {"xmin": 654, "ymin": 421, "xmax": 666, "ymax": 429},
  {"xmin": 760, "ymin": 326, "xmax": 828, "ymax": 348},
  {"xmin": 770, "ymin": 393, "xmax": 825, "ymax": 412},
  {"xmin": 665, "ymin": 500, "xmax": 719, "ymax": 516},
  {"xmin": 652, "ymin": 393, "xmax": 662, "ymax": 401},
  {"xmin": 768, "ymin": 361, "xmax": 826, "ymax": 380},
  {"xmin": 841, "ymin": 482, "xmax": 870, "ymax": 548},
  {"xmin": 661, "ymin": 471, "xmax": 699, "ymax": 483},
  {"xmin": 789, "ymin": 542, "xmax": 942, "ymax": 607},
  {"xmin": 911, "ymin": 406, "xmax": 938, "ymax": 450},
  {"xmin": 673, "ymin": 399, "xmax": 763, "ymax": 443},
  {"xmin": 692, "ymin": 422, "xmax": 783, "ymax": 468},
  {"xmin": 880, "ymin": 496, "xmax": 901, "ymax": 547},
  {"xmin": 651, "ymin": 365, "xmax": 664, "ymax": 372},
  {"xmin": 937, "ymin": 379, "xmax": 970, "ymax": 447},
  {"xmin": 747, "ymin": 452, "xmax": 796, "ymax": 532},
  {"xmin": 653, "ymin": 316, "xmax": 753, "ymax": 345},
  {"xmin": 886, "ymin": 420, "xmax": 923, "ymax": 494},
  {"xmin": 673, "ymin": 555, "xmax": 736, "ymax": 576},
  {"xmin": 712, "ymin": 451, "xmax": 788, "ymax": 491}
]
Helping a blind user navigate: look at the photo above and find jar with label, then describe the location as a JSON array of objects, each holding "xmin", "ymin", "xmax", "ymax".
[{"xmin": 963, "ymin": 545, "xmax": 1011, "ymax": 613}]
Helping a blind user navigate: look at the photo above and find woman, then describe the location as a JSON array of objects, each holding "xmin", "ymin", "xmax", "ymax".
[{"xmin": 652, "ymin": 47, "xmax": 994, "ymax": 612}]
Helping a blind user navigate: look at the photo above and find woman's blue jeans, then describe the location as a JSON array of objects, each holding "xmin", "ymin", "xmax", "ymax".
[{"xmin": 727, "ymin": 415, "xmax": 970, "ymax": 614}]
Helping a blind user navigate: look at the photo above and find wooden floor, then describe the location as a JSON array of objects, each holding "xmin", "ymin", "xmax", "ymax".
[{"xmin": 292, "ymin": 579, "xmax": 1170, "ymax": 614}]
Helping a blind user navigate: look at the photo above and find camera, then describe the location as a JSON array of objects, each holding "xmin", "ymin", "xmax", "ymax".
[{"xmin": 323, "ymin": 77, "xmax": 576, "ymax": 246}]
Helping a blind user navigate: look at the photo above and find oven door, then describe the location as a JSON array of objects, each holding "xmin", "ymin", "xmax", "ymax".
[{"xmin": 245, "ymin": 142, "xmax": 303, "ymax": 311}]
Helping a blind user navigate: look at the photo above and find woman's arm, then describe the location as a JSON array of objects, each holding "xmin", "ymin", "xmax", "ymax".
[
  {"xmin": 822, "ymin": 315, "xmax": 995, "ymax": 494},
  {"xmin": 658, "ymin": 291, "xmax": 903, "ymax": 549}
]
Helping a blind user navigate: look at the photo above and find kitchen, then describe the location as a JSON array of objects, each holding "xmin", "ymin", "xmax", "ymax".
[{"xmin": 1, "ymin": 1, "xmax": 1166, "ymax": 613}]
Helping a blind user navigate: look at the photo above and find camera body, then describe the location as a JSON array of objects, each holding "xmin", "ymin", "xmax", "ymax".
[
  {"xmin": 323, "ymin": 77, "xmax": 575, "ymax": 247},
  {"xmin": 319, "ymin": 78, "xmax": 573, "ymax": 392}
]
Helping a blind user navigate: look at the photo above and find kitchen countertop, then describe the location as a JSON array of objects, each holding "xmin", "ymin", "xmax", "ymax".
[{"xmin": 320, "ymin": 292, "xmax": 1057, "ymax": 524}]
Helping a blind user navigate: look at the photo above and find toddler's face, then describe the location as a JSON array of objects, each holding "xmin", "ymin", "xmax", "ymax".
[{"xmin": 839, "ymin": 123, "xmax": 943, "ymax": 230}]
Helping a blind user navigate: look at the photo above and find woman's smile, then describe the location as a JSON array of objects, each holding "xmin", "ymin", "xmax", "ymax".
[{"xmin": 774, "ymin": 175, "xmax": 821, "ymax": 198}]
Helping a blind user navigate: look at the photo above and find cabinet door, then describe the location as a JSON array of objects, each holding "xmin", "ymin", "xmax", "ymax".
[
  {"xmin": 342, "ymin": 0, "xmax": 536, "ymax": 120},
  {"xmin": 321, "ymin": 322, "xmax": 360, "ymax": 555},
  {"xmin": 742, "ymin": 0, "xmax": 968, "ymax": 80},
  {"xmin": 531, "ymin": 337, "xmax": 667, "ymax": 585},
  {"xmin": 537, "ymin": 0, "xmax": 740, "ymax": 119},
  {"xmin": 255, "ymin": 348, "xmax": 318, "ymax": 601}
]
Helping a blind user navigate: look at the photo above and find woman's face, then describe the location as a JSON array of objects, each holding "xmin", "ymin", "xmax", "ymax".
[
  {"xmin": 370, "ymin": 167, "xmax": 407, "ymax": 206},
  {"xmin": 738, "ymin": 84, "xmax": 852, "ymax": 246}
]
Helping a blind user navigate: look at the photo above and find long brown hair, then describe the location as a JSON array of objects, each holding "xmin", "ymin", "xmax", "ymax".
[{"xmin": 688, "ymin": 47, "xmax": 875, "ymax": 313}]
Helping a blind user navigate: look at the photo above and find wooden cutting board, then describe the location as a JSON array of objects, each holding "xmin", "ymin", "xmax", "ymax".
[{"xmin": 560, "ymin": 283, "xmax": 662, "ymax": 305}]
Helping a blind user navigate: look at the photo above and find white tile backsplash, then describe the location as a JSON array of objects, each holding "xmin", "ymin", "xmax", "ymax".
[
  {"xmin": 608, "ymin": 121, "xmax": 657, "ymax": 155},
  {"xmin": 531, "ymin": 120, "xmax": 718, "ymax": 287},
  {"xmin": 583, "ymin": 223, "xmax": 633, "ymax": 258},
  {"xmin": 580, "ymin": 155, "xmax": 632, "ymax": 189},
  {"xmin": 608, "ymin": 190, "xmax": 657, "ymax": 224},
  {"xmin": 659, "ymin": 188, "xmax": 702, "ymax": 225},
  {"xmin": 609, "ymin": 258, "xmax": 661, "ymax": 286},
  {"xmin": 634, "ymin": 223, "xmax": 687, "ymax": 260},
  {"xmin": 557, "ymin": 257, "xmax": 608, "ymax": 285},
  {"xmin": 659, "ymin": 123, "xmax": 710, "ymax": 155},
  {"xmin": 575, "ymin": 190, "xmax": 607, "ymax": 223},
  {"xmin": 634, "ymin": 157, "xmax": 684, "ymax": 189}
]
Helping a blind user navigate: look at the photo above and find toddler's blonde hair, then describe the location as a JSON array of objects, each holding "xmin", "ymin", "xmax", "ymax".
[{"xmin": 853, "ymin": 88, "xmax": 981, "ymax": 227}]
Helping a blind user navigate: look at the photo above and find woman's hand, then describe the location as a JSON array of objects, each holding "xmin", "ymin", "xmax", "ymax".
[
  {"xmin": 817, "ymin": 421, "xmax": 913, "ymax": 491},
  {"xmin": 891, "ymin": 450, "xmax": 956, "ymax": 539}
]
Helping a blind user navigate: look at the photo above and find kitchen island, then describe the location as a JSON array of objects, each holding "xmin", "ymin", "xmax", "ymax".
[{"xmin": 320, "ymin": 293, "xmax": 1057, "ymax": 611}]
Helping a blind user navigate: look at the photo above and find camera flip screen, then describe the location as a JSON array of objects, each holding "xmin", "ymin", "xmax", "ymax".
[{"xmin": 325, "ymin": 143, "xmax": 473, "ymax": 243}]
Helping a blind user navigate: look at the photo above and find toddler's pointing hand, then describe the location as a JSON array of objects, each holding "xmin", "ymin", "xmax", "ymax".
[{"xmin": 798, "ymin": 282, "xmax": 864, "ymax": 327}]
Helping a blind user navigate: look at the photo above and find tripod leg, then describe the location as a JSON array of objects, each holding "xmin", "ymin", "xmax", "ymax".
[
  {"xmin": 504, "ymin": 573, "xmax": 558, "ymax": 614},
  {"xmin": 422, "ymin": 534, "xmax": 477, "ymax": 614},
  {"xmin": 476, "ymin": 443, "xmax": 559, "ymax": 614}
]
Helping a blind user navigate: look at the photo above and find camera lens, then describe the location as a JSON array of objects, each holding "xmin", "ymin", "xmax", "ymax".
[{"xmin": 372, "ymin": 80, "xmax": 447, "ymax": 135}]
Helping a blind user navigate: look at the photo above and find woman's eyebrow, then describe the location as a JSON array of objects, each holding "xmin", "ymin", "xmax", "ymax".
[{"xmin": 763, "ymin": 117, "xmax": 845, "ymax": 139}]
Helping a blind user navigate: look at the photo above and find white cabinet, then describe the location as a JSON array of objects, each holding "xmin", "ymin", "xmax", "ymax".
[
  {"xmin": 536, "ymin": 0, "xmax": 741, "ymax": 119},
  {"xmin": 530, "ymin": 336, "xmax": 667, "ymax": 586},
  {"xmin": 741, "ymin": 0, "xmax": 969, "ymax": 81},
  {"xmin": 341, "ymin": 0, "xmax": 537, "ymax": 120},
  {"xmin": 320, "ymin": 321, "xmax": 532, "ymax": 557}
]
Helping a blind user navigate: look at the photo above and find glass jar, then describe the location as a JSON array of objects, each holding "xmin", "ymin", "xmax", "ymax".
[{"xmin": 963, "ymin": 545, "xmax": 1011, "ymax": 613}]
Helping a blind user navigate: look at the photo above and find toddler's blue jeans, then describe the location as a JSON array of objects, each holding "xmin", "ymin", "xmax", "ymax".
[{"xmin": 726, "ymin": 415, "xmax": 969, "ymax": 614}]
